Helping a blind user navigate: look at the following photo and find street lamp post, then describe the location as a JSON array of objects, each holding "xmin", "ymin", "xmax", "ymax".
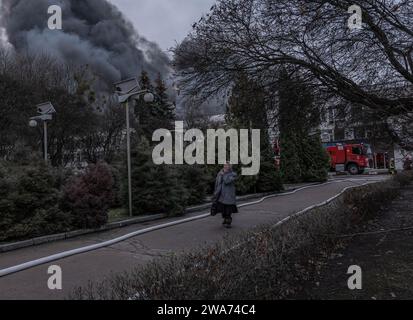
[
  {"xmin": 29, "ymin": 102, "xmax": 56, "ymax": 163},
  {"xmin": 114, "ymin": 78, "xmax": 155, "ymax": 217}
]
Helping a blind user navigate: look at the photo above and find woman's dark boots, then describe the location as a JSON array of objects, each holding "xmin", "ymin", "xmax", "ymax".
[{"xmin": 223, "ymin": 217, "xmax": 232, "ymax": 228}]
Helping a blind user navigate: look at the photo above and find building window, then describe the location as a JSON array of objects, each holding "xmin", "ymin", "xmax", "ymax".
[
  {"xmin": 335, "ymin": 128, "xmax": 345, "ymax": 140},
  {"xmin": 345, "ymin": 128, "xmax": 355, "ymax": 140},
  {"xmin": 328, "ymin": 108, "xmax": 335, "ymax": 124},
  {"xmin": 354, "ymin": 127, "xmax": 365, "ymax": 139}
]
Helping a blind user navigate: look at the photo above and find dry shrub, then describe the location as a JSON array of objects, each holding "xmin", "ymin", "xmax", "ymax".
[{"xmin": 61, "ymin": 162, "xmax": 114, "ymax": 229}]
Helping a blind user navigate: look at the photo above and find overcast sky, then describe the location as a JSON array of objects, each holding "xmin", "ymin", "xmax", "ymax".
[{"xmin": 109, "ymin": 0, "xmax": 216, "ymax": 52}]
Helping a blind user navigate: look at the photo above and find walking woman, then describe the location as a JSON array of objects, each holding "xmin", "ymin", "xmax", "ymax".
[{"xmin": 212, "ymin": 163, "xmax": 238, "ymax": 228}]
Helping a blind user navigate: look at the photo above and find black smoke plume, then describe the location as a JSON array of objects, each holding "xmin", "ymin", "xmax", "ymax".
[{"xmin": 0, "ymin": 0, "xmax": 170, "ymax": 83}]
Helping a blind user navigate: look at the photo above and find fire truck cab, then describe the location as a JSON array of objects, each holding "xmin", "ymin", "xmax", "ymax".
[{"xmin": 326, "ymin": 143, "xmax": 370, "ymax": 175}]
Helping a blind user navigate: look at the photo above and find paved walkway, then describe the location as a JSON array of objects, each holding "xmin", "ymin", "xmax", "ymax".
[{"xmin": 0, "ymin": 176, "xmax": 387, "ymax": 300}]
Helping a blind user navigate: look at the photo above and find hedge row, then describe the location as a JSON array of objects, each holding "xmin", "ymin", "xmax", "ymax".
[
  {"xmin": 0, "ymin": 161, "xmax": 114, "ymax": 242},
  {"xmin": 0, "ymin": 157, "xmax": 284, "ymax": 242},
  {"xmin": 70, "ymin": 172, "xmax": 412, "ymax": 300}
]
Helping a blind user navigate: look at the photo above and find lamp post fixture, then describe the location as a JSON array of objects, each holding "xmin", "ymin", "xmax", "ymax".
[
  {"xmin": 114, "ymin": 78, "xmax": 155, "ymax": 217},
  {"xmin": 29, "ymin": 102, "xmax": 56, "ymax": 163}
]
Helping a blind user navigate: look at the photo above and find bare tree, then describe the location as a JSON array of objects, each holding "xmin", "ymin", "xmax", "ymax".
[{"xmin": 174, "ymin": 0, "xmax": 413, "ymax": 146}]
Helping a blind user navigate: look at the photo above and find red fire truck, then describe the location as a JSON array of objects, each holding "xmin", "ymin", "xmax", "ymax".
[{"xmin": 325, "ymin": 143, "xmax": 370, "ymax": 175}]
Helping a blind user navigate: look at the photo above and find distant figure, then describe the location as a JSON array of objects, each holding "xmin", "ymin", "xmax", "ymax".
[
  {"xmin": 389, "ymin": 158, "xmax": 396, "ymax": 175},
  {"xmin": 212, "ymin": 163, "xmax": 238, "ymax": 228}
]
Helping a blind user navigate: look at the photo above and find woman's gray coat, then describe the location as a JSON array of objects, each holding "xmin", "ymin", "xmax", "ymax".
[{"xmin": 214, "ymin": 170, "xmax": 237, "ymax": 205}]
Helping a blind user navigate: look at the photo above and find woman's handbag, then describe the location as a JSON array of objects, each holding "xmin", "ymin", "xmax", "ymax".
[
  {"xmin": 210, "ymin": 200, "xmax": 219, "ymax": 216},
  {"xmin": 211, "ymin": 185, "xmax": 222, "ymax": 216},
  {"xmin": 211, "ymin": 173, "xmax": 223, "ymax": 216}
]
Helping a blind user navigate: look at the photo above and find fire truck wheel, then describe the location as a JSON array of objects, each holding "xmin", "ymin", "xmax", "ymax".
[{"xmin": 347, "ymin": 163, "xmax": 359, "ymax": 175}]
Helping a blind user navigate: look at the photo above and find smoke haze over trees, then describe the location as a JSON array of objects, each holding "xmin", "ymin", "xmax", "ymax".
[{"xmin": 0, "ymin": 0, "xmax": 171, "ymax": 83}]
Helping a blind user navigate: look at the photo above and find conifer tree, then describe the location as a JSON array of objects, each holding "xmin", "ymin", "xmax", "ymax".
[
  {"xmin": 139, "ymin": 70, "xmax": 153, "ymax": 90},
  {"xmin": 134, "ymin": 71, "xmax": 154, "ymax": 140},
  {"xmin": 227, "ymin": 73, "xmax": 272, "ymax": 160},
  {"xmin": 154, "ymin": 73, "xmax": 175, "ymax": 130},
  {"xmin": 227, "ymin": 73, "xmax": 283, "ymax": 192},
  {"xmin": 278, "ymin": 71, "xmax": 329, "ymax": 183},
  {"xmin": 279, "ymin": 131, "xmax": 302, "ymax": 183},
  {"xmin": 127, "ymin": 73, "xmax": 185, "ymax": 215},
  {"xmin": 300, "ymin": 133, "xmax": 330, "ymax": 182},
  {"xmin": 134, "ymin": 71, "xmax": 175, "ymax": 141},
  {"xmin": 0, "ymin": 164, "xmax": 72, "ymax": 241},
  {"xmin": 127, "ymin": 138, "xmax": 188, "ymax": 216}
]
